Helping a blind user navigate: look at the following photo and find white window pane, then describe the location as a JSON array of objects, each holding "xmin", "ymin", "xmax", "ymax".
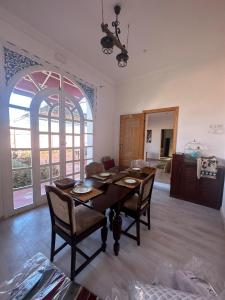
[
  {"xmin": 11, "ymin": 129, "xmax": 31, "ymax": 148},
  {"xmin": 12, "ymin": 169, "xmax": 32, "ymax": 188},
  {"xmin": 66, "ymin": 162, "xmax": 73, "ymax": 175},
  {"xmin": 51, "ymin": 135, "xmax": 59, "ymax": 148},
  {"xmin": 85, "ymin": 134, "xmax": 93, "ymax": 147},
  {"xmin": 40, "ymin": 166, "xmax": 50, "ymax": 181},
  {"xmin": 74, "ymin": 122, "xmax": 80, "ymax": 134},
  {"xmin": 40, "ymin": 151, "xmax": 49, "ymax": 165},
  {"xmin": 51, "ymin": 119, "xmax": 59, "ymax": 133},
  {"xmin": 13, "ymin": 187, "xmax": 33, "ymax": 209},
  {"xmin": 52, "ymin": 165, "xmax": 60, "ymax": 178},
  {"xmin": 74, "ymin": 161, "xmax": 80, "ymax": 173},
  {"xmin": 10, "ymin": 108, "xmax": 30, "ymax": 129},
  {"xmin": 12, "ymin": 150, "xmax": 32, "ymax": 169},
  {"xmin": 39, "ymin": 100, "xmax": 50, "ymax": 116},
  {"xmin": 66, "ymin": 121, "xmax": 73, "ymax": 133},
  {"xmin": 74, "ymin": 149, "xmax": 80, "ymax": 160},
  {"xmin": 80, "ymin": 97, "xmax": 92, "ymax": 120},
  {"xmin": 10, "ymin": 92, "xmax": 32, "ymax": 108},
  {"xmin": 39, "ymin": 134, "xmax": 49, "ymax": 148},
  {"xmin": 73, "ymin": 109, "xmax": 80, "ymax": 122},
  {"xmin": 66, "ymin": 149, "xmax": 73, "ymax": 161},
  {"xmin": 52, "ymin": 150, "xmax": 60, "ymax": 163},
  {"xmin": 74, "ymin": 136, "xmax": 80, "ymax": 147},
  {"xmin": 39, "ymin": 118, "xmax": 48, "ymax": 132},
  {"xmin": 85, "ymin": 147, "xmax": 93, "ymax": 159},
  {"xmin": 66, "ymin": 135, "xmax": 72, "ymax": 147},
  {"xmin": 85, "ymin": 121, "xmax": 93, "ymax": 133}
]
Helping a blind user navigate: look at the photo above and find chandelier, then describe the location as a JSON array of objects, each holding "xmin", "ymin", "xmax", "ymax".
[{"xmin": 100, "ymin": 2, "xmax": 129, "ymax": 67}]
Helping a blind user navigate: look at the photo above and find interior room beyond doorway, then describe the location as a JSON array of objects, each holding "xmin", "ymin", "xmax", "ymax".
[{"xmin": 144, "ymin": 110, "xmax": 176, "ymax": 185}]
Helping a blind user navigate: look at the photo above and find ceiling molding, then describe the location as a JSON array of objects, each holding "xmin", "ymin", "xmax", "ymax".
[{"xmin": 0, "ymin": 7, "xmax": 115, "ymax": 86}]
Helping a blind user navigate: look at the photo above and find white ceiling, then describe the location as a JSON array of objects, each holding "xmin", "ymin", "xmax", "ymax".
[{"xmin": 1, "ymin": 0, "xmax": 225, "ymax": 83}]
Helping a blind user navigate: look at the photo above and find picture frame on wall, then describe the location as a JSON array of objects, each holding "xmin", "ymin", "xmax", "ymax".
[{"xmin": 146, "ymin": 129, "xmax": 152, "ymax": 143}]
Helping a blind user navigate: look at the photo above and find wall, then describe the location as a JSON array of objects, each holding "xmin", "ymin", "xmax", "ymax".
[
  {"xmin": 0, "ymin": 16, "xmax": 116, "ymax": 217},
  {"xmin": 115, "ymin": 55, "xmax": 225, "ymax": 160},
  {"xmin": 145, "ymin": 112, "xmax": 174, "ymax": 159},
  {"xmin": 114, "ymin": 54, "xmax": 225, "ymax": 216}
]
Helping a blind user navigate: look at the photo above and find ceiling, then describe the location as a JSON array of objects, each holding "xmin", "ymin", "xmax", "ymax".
[{"xmin": 1, "ymin": 0, "xmax": 225, "ymax": 83}]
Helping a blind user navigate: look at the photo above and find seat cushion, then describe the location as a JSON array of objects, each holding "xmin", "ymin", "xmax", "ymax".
[
  {"xmin": 57, "ymin": 205, "xmax": 104, "ymax": 236},
  {"xmin": 75, "ymin": 205, "xmax": 105, "ymax": 235},
  {"xmin": 123, "ymin": 194, "xmax": 148, "ymax": 211}
]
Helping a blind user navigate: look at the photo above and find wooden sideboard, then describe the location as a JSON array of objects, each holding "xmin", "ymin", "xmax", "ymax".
[{"xmin": 170, "ymin": 154, "xmax": 225, "ymax": 209}]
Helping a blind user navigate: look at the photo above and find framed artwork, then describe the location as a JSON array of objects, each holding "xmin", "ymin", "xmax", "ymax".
[{"xmin": 146, "ymin": 129, "xmax": 152, "ymax": 143}]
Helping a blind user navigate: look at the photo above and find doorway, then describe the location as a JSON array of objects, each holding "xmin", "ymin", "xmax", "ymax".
[
  {"xmin": 144, "ymin": 107, "xmax": 179, "ymax": 185},
  {"xmin": 7, "ymin": 69, "xmax": 93, "ymax": 216}
]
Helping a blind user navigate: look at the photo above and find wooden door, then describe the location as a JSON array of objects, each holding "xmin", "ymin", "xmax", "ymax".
[{"xmin": 119, "ymin": 114, "xmax": 145, "ymax": 167}]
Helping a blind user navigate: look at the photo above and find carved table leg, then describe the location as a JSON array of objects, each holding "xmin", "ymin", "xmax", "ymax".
[
  {"xmin": 109, "ymin": 208, "xmax": 114, "ymax": 231},
  {"xmin": 112, "ymin": 206, "xmax": 122, "ymax": 256}
]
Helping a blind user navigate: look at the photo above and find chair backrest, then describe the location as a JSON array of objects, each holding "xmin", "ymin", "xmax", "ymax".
[
  {"xmin": 85, "ymin": 162, "xmax": 104, "ymax": 178},
  {"xmin": 131, "ymin": 159, "xmax": 147, "ymax": 169},
  {"xmin": 45, "ymin": 185, "xmax": 76, "ymax": 235},
  {"xmin": 138, "ymin": 173, "xmax": 155, "ymax": 209},
  {"xmin": 101, "ymin": 156, "xmax": 111, "ymax": 163}
]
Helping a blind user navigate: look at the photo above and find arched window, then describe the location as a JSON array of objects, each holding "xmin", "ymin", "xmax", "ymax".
[{"xmin": 9, "ymin": 70, "xmax": 93, "ymax": 210}]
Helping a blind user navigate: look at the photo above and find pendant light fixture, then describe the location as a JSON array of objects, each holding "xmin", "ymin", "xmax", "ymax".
[{"xmin": 100, "ymin": 1, "xmax": 129, "ymax": 67}]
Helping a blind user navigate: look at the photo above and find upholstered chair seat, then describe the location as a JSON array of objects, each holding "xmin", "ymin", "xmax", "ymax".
[
  {"xmin": 56, "ymin": 205, "xmax": 105, "ymax": 236},
  {"xmin": 123, "ymin": 194, "xmax": 148, "ymax": 211}
]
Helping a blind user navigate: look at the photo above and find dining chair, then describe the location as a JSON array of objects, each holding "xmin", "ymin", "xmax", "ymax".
[
  {"xmin": 85, "ymin": 162, "xmax": 104, "ymax": 178},
  {"xmin": 45, "ymin": 185, "xmax": 108, "ymax": 280},
  {"xmin": 121, "ymin": 173, "xmax": 155, "ymax": 245},
  {"xmin": 101, "ymin": 156, "xmax": 119, "ymax": 172},
  {"xmin": 130, "ymin": 159, "xmax": 147, "ymax": 169}
]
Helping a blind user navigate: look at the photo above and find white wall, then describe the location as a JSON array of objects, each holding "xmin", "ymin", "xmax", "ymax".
[
  {"xmin": 0, "ymin": 17, "xmax": 116, "ymax": 217},
  {"xmin": 145, "ymin": 112, "xmax": 174, "ymax": 159},
  {"xmin": 114, "ymin": 54, "xmax": 225, "ymax": 217},
  {"xmin": 114, "ymin": 55, "xmax": 225, "ymax": 161}
]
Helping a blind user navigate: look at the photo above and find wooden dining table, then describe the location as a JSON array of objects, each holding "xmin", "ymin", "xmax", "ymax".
[{"xmin": 64, "ymin": 168, "xmax": 155, "ymax": 256}]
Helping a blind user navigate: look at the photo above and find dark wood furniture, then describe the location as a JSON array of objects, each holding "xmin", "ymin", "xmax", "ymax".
[
  {"xmin": 85, "ymin": 162, "xmax": 104, "ymax": 178},
  {"xmin": 170, "ymin": 154, "xmax": 225, "ymax": 209},
  {"xmin": 45, "ymin": 185, "xmax": 108, "ymax": 280},
  {"xmin": 65, "ymin": 169, "xmax": 155, "ymax": 255},
  {"xmin": 121, "ymin": 173, "xmax": 155, "ymax": 245}
]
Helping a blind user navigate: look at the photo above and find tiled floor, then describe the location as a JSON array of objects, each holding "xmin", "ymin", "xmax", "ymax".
[{"xmin": 0, "ymin": 188, "xmax": 225, "ymax": 298}]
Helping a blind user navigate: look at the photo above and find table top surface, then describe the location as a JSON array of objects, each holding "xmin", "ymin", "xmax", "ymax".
[{"xmin": 65, "ymin": 169, "xmax": 155, "ymax": 212}]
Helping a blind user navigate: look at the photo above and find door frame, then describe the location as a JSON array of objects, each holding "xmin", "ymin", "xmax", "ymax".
[{"xmin": 143, "ymin": 106, "xmax": 179, "ymax": 155}]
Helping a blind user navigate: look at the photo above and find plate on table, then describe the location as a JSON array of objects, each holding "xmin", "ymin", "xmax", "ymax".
[
  {"xmin": 72, "ymin": 186, "xmax": 92, "ymax": 194},
  {"xmin": 123, "ymin": 178, "xmax": 138, "ymax": 185},
  {"xmin": 99, "ymin": 172, "xmax": 111, "ymax": 178},
  {"xmin": 132, "ymin": 167, "xmax": 141, "ymax": 171}
]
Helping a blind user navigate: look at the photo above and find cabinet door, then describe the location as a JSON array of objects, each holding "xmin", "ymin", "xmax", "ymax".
[{"xmin": 198, "ymin": 169, "xmax": 224, "ymax": 209}]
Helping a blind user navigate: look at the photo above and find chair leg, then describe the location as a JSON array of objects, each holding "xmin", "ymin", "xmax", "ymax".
[
  {"xmin": 109, "ymin": 208, "xmax": 114, "ymax": 231},
  {"xmin": 50, "ymin": 230, "xmax": 56, "ymax": 262},
  {"xmin": 70, "ymin": 244, "xmax": 76, "ymax": 281},
  {"xmin": 101, "ymin": 221, "xmax": 108, "ymax": 252},
  {"xmin": 136, "ymin": 218, "xmax": 140, "ymax": 246},
  {"xmin": 147, "ymin": 206, "xmax": 151, "ymax": 230}
]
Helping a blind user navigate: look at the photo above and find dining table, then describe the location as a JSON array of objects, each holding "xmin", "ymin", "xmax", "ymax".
[{"xmin": 63, "ymin": 167, "xmax": 156, "ymax": 256}]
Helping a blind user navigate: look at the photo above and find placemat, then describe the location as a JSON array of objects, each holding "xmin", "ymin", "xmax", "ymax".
[
  {"xmin": 114, "ymin": 177, "xmax": 143, "ymax": 189},
  {"xmin": 66, "ymin": 187, "xmax": 103, "ymax": 202}
]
